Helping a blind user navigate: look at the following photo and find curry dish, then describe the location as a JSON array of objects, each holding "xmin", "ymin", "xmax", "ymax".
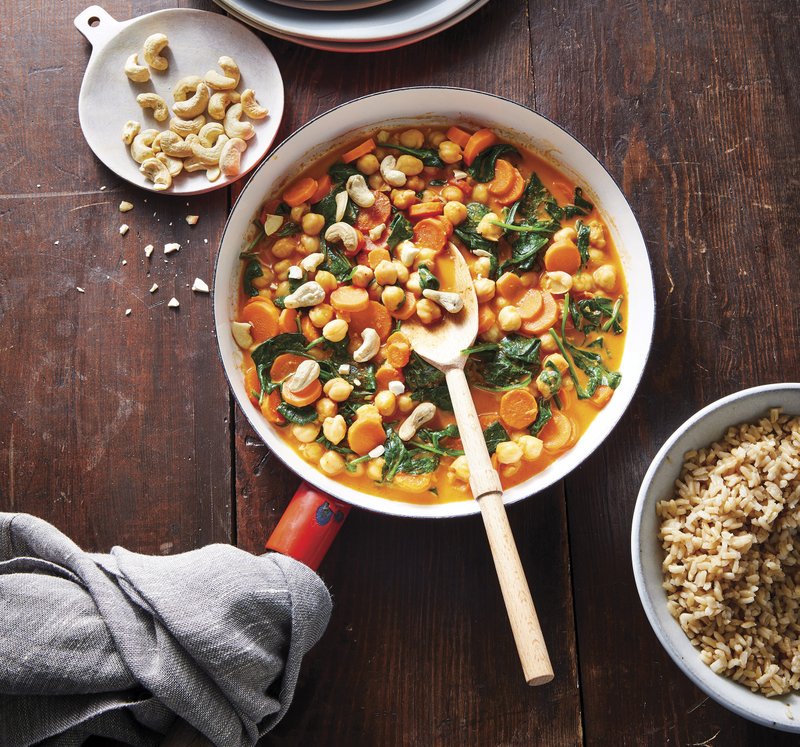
[{"xmin": 232, "ymin": 124, "xmax": 627, "ymax": 504}]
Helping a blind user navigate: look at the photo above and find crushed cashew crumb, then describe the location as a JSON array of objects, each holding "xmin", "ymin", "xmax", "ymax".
[
  {"xmin": 119, "ymin": 201, "xmax": 134, "ymax": 213},
  {"xmin": 186, "ymin": 215, "xmax": 199, "ymax": 225},
  {"xmin": 144, "ymin": 244, "xmax": 154, "ymax": 258},
  {"xmin": 122, "ymin": 260, "xmax": 127, "ymax": 266},
  {"xmin": 167, "ymin": 297, "xmax": 180, "ymax": 308},
  {"xmin": 76, "ymin": 287, "xmax": 85, "ymax": 293},
  {"xmin": 191, "ymin": 278, "xmax": 209, "ymax": 293},
  {"xmin": 119, "ymin": 224, "xmax": 129, "ymax": 236},
  {"xmin": 368, "ymin": 444, "xmax": 386, "ymax": 459},
  {"xmin": 149, "ymin": 284, "xmax": 158, "ymax": 293},
  {"xmin": 54, "ymin": 241, "xmax": 59, "ymax": 246},
  {"xmin": 125, "ymin": 309, "xmax": 132, "ymax": 316},
  {"xmin": 100, "ymin": 186, "xmax": 106, "ymax": 191},
  {"xmin": 164, "ymin": 242, "xmax": 180, "ymax": 254}
]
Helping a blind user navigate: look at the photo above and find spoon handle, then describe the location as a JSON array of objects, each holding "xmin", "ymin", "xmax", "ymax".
[{"xmin": 444, "ymin": 367, "xmax": 554, "ymax": 686}]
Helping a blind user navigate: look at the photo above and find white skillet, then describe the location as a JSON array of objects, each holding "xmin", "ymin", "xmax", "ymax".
[{"xmin": 74, "ymin": 5, "xmax": 284, "ymax": 195}]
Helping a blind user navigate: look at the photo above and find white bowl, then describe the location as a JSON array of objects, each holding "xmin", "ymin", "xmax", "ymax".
[
  {"xmin": 214, "ymin": 87, "xmax": 655, "ymax": 518},
  {"xmin": 631, "ymin": 383, "xmax": 800, "ymax": 732}
]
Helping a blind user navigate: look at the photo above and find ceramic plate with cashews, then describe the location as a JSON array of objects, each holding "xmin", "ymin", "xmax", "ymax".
[{"xmin": 75, "ymin": 5, "xmax": 284, "ymax": 195}]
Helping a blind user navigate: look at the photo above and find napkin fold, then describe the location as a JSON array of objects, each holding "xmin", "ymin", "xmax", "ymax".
[{"xmin": 0, "ymin": 513, "xmax": 332, "ymax": 747}]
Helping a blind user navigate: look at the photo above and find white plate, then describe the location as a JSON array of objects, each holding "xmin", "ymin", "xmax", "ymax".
[
  {"xmin": 218, "ymin": 0, "xmax": 486, "ymax": 52},
  {"xmin": 216, "ymin": 0, "xmax": 476, "ymax": 42},
  {"xmin": 268, "ymin": 0, "xmax": 392, "ymax": 11},
  {"xmin": 213, "ymin": 87, "xmax": 655, "ymax": 519},
  {"xmin": 74, "ymin": 5, "xmax": 284, "ymax": 196}
]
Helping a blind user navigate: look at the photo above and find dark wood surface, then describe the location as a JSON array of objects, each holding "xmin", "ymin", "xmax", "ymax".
[{"xmin": 1, "ymin": 0, "xmax": 798, "ymax": 744}]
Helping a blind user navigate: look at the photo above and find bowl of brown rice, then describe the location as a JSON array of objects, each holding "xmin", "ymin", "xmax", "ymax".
[{"xmin": 632, "ymin": 383, "xmax": 800, "ymax": 731}]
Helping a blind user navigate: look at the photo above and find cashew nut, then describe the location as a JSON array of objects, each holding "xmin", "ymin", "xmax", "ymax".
[
  {"xmin": 398, "ymin": 402, "xmax": 436, "ymax": 441},
  {"xmin": 205, "ymin": 69, "xmax": 238, "ymax": 91},
  {"xmin": 172, "ymin": 82, "xmax": 210, "ymax": 119},
  {"xmin": 396, "ymin": 240, "xmax": 420, "ymax": 267},
  {"xmin": 324, "ymin": 222, "xmax": 360, "ymax": 254},
  {"xmin": 334, "ymin": 191, "xmax": 349, "ymax": 222},
  {"xmin": 207, "ymin": 90, "xmax": 240, "ymax": 120},
  {"xmin": 142, "ymin": 33, "xmax": 169, "ymax": 71},
  {"xmin": 368, "ymin": 223, "xmax": 385, "ymax": 241},
  {"xmin": 170, "ymin": 115, "xmax": 206, "ymax": 137},
  {"xmin": 124, "ymin": 53, "xmax": 150, "ymax": 83},
  {"xmin": 197, "ymin": 122, "xmax": 225, "ymax": 147},
  {"xmin": 158, "ymin": 131, "xmax": 193, "ymax": 158},
  {"xmin": 219, "ymin": 138, "xmax": 248, "ymax": 176},
  {"xmin": 240, "ymin": 89, "xmax": 268, "ymax": 120},
  {"xmin": 183, "ymin": 156, "xmax": 206, "ymax": 173},
  {"xmin": 130, "ymin": 129, "xmax": 159, "ymax": 163},
  {"xmin": 156, "ymin": 152, "xmax": 184, "ymax": 178},
  {"xmin": 139, "ymin": 157, "xmax": 172, "ymax": 191},
  {"xmin": 121, "ymin": 120, "xmax": 141, "ymax": 145},
  {"xmin": 136, "ymin": 93, "xmax": 169, "ymax": 122},
  {"xmin": 353, "ymin": 328, "xmax": 380, "ymax": 363},
  {"xmin": 206, "ymin": 167, "xmax": 221, "ymax": 182},
  {"xmin": 299, "ymin": 252, "xmax": 325, "ymax": 273},
  {"xmin": 223, "ymin": 104, "xmax": 256, "ymax": 141},
  {"xmin": 285, "ymin": 359, "xmax": 321, "ymax": 393},
  {"xmin": 379, "ymin": 155, "xmax": 407, "ymax": 188},
  {"xmin": 346, "ymin": 174, "xmax": 375, "ymax": 208},
  {"xmin": 218, "ymin": 56, "xmax": 241, "ymax": 86},
  {"xmin": 283, "ymin": 281, "xmax": 326, "ymax": 309},
  {"xmin": 231, "ymin": 321, "xmax": 253, "ymax": 349},
  {"xmin": 190, "ymin": 134, "xmax": 229, "ymax": 167},
  {"xmin": 422, "ymin": 289, "xmax": 464, "ymax": 314},
  {"xmin": 172, "ymin": 75, "xmax": 203, "ymax": 102}
]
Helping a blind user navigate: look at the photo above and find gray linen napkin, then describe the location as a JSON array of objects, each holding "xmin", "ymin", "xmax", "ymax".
[{"xmin": 0, "ymin": 513, "xmax": 332, "ymax": 747}]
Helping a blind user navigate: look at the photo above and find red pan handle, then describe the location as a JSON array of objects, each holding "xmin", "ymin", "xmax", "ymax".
[{"xmin": 265, "ymin": 482, "xmax": 350, "ymax": 570}]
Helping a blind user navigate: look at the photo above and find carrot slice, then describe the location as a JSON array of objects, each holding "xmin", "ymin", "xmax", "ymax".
[
  {"xmin": 356, "ymin": 191, "xmax": 391, "ymax": 231},
  {"xmin": 244, "ymin": 365, "xmax": 261, "ymax": 404},
  {"xmin": 348, "ymin": 418, "xmax": 386, "ymax": 456},
  {"xmin": 477, "ymin": 305, "xmax": 496, "ymax": 333},
  {"xmin": 282, "ymin": 378, "xmax": 322, "ymax": 408},
  {"xmin": 412, "ymin": 217, "xmax": 447, "ymax": 251},
  {"xmin": 393, "ymin": 472, "xmax": 433, "ymax": 493},
  {"xmin": 347, "ymin": 301, "xmax": 392, "ymax": 340},
  {"xmin": 488, "ymin": 159, "xmax": 516, "ymax": 193},
  {"xmin": 438, "ymin": 215, "xmax": 454, "ymax": 237},
  {"xmin": 494, "ymin": 171, "xmax": 525, "ymax": 206},
  {"xmin": 521, "ymin": 292, "xmax": 558, "ymax": 336},
  {"xmin": 517, "ymin": 289, "xmax": 544, "ymax": 320},
  {"xmin": 408, "ymin": 201, "xmax": 444, "ymax": 220},
  {"xmin": 478, "ymin": 412, "xmax": 501, "ymax": 430},
  {"xmin": 260, "ymin": 390, "xmax": 285, "ymax": 425},
  {"xmin": 544, "ymin": 242, "xmax": 581, "ymax": 274},
  {"xmin": 540, "ymin": 411, "xmax": 574, "ymax": 451},
  {"xmin": 270, "ymin": 353, "xmax": 307, "ymax": 383},
  {"xmin": 388, "ymin": 291, "xmax": 417, "ymax": 320},
  {"xmin": 283, "ymin": 177, "xmax": 318, "ymax": 208},
  {"xmin": 342, "ymin": 138, "xmax": 376, "ymax": 164},
  {"xmin": 310, "ymin": 174, "xmax": 332, "ymax": 204},
  {"xmin": 279, "ymin": 308, "xmax": 298, "ymax": 333},
  {"xmin": 241, "ymin": 298, "xmax": 280, "ymax": 343},
  {"xmin": 330, "ymin": 285, "xmax": 370, "ymax": 313},
  {"xmin": 589, "ymin": 385, "xmax": 614, "ymax": 408},
  {"xmin": 463, "ymin": 128, "xmax": 498, "ymax": 167},
  {"xmin": 446, "ymin": 126, "xmax": 472, "ymax": 148},
  {"xmin": 368, "ymin": 247, "xmax": 391, "ymax": 268},
  {"xmin": 499, "ymin": 389, "xmax": 539, "ymax": 430},
  {"xmin": 386, "ymin": 331, "xmax": 409, "ymax": 347},
  {"xmin": 496, "ymin": 272, "xmax": 524, "ymax": 301},
  {"xmin": 376, "ymin": 364, "xmax": 404, "ymax": 389},
  {"xmin": 385, "ymin": 341, "xmax": 411, "ymax": 368},
  {"xmin": 301, "ymin": 314, "xmax": 318, "ymax": 342}
]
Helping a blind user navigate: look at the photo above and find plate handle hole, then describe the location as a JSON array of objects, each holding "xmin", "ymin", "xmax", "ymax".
[{"xmin": 88, "ymin": 16, "xmax": 100, "ymax": 27}]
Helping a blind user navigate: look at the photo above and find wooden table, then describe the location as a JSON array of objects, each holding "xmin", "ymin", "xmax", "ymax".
[{"xmin": 2, "ymin": 0, "xmax": 798, "ymax": 743}]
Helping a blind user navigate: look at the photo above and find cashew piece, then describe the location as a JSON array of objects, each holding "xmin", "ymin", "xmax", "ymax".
[
  {"xmin": 380, "ymin": 155, "xmax": 407, "ymax": 188},
  {"xmin": 285, "ymin": 360, "xmax": 321, "ymax": 393},
  {"xmin": 142, "ymin": 33, "xmax": 169, "ymax": 71},
  {"xmin": 197, "ymin": 122, "xmax": 226, "ymax": 147},
  {"xmin": 139, "ymin": 157, "xmax": 172, "ymax": 191},
  {"xmin": 124, "ymin": 53, "xmax": 150, "ymax": 83},
  {"xmin": 346, "ymin": 174, "xmax": 375, "ymax": 208},
  {"xmin": 156, "ymin": 152, "xmax": 184, "ymax": 178},
  {"xmin": 324, "ymin": 222, "xmax": 360, "ymax": 254},
  {"xmin": 352, "ymin": 328, "xmax": 380, "ymax": 363},
  {"xmin": 207, "ymin": 91, "xmax": 240, "ymax": 120},
  {"xmin": 299, "ymin": 252, "xmax": 325, "ymax": 273},
  {"xmin": 173, "ymin": 75, "xmax": 203, "ymax": 102},
  {"xmin": 223, "ymin": 104, "xmax": 255, "ymax": 141},
  {"xmin": 183, "ymin": 156, "xmax": 206, "ymax": 173},
  {"xmin": 205, "ymin": 69, "xmax": 238, "ymax": 91},
  {"xmin": 422, "ymin": 289, "xmax": 464, "ymax": 314},
  {"xmin": 283, "ymin": 281, "xmax": 326, "ymax": 309},
  {"xmin": 396, "ymin": 240, "xmax": 420, "ymax": 267},
  {"xmin": 158, "ymin": 131, "xmax": 193, "ymax": 158},
  {"xmin": 334, "ymin": 191, "xmax": 349, "ymax": 222},
  {"xmin": 240, "ymin": 89, "xmax": 268, "ymax": 120},
  {"xmin": 219, "ymin": 138, "xmax": 248, "ymax": 176},
  {"xmin": 121, "ymin": 120, "xmax": 141, "ymax": 145},
  {"xmin": 206, "ymin": 167, "xmax": 221, "ymax": 182},
  {"xmin": 136, "ymin": 93, "xmax": 169, "ymax": 122},
  {"xmin": 231, "ymin": 321, "xmax": 253, "ymax": 349},
  {"xmin": 218, "ymin": 56, "xmax": 241, "ymax": 86},
  {"xmin": 398, "ymin": 402, "xmax": 436, "ymax": 441},
  {"xmin": 172, "ymin": 82, "xmax": 210, "ymax": 119},
  {"xmin": 190, "ymin": 135, "xmax": 229, "ymax": 167},
  {"xmin": 170, "ymin": 115, "xmax": 206, "ymax": 137},
  {"xmin": 130, "ymin": 128, "xmax": 159, "ymax": 163}
]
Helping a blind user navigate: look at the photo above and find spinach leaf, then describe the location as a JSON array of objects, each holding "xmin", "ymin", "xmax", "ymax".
[
  {"xmin": 571, "ymin": 296, "xmax": 624, "ymax": 335},
  {"xmin": 463, "ymin": 334, "xmax": 540, "ymax": 390},
  {"xmin": 483, "ymin": 421, "xmax": 510, "ymax": 454},
  {"xmin": 518, "ymin": 172, "xmax": 550, "ymax": 217},
  {"xmin": 548, "ymin": 329, "xmax": 622, "ymax": 399},
  {"xmin": 529, "ymin": 398, "xmax": 552, "ymax": 436},
  {"xmin": 467, "ymin": 144, "xmax": 520, "ymax": 183},
  {"xmin": 312, "ymin": 186, "xmax": 357, "ymax": 230},
  {"xmin": 392, "ymin": 144, "xmax": 444, "ymax": 168},
  {"xmin": 386, "ymin": 210, "xmax": 413, "ymax": 249},
  {"xmin": 381, "ymin": 431, "xmax": 440, "ymax": 482},
  {"xmin": 276, "ymin": 221, "xmax": 301, "ymax": 237},
  {"xmin": 317, "ymin": 434, "xmax": 355, "ymax": 456},
  {"xmin": 500, "ymin": 334, "xmax": 541, "ymax": 364},
  {"xmin": 415, "ymin": 424, "xmax": 463, "ymax": 457},
  {"xmin": 428, "ymin": 179, "xmax": 447, "ymax": 186},
  {"xmin": 321, "ymin": 242, "xmax": 353, "ymax": 282},
  {"xmin": 276, "ymin": 402, "xmax": 318, "ymax": 424},
  {"xmin": 251, "ymin": 333, "xmax": 308, "ymax": 392},
  {"xmin": 328, "ymin": 162, "xmax": 359, "ymax": 183},
  {"xmin": 418, "ymin": 265, "xmax": 439, "ymax": 291},
  {"xmin": 576, "ymin": 220, "xmax": 590, "ymax": 268},
  {"xmin": 501, "ymin": 232, "xmax": 549, "ymax": 274},
  {"xmin": 453, "ymin": 202, "xmax": 495, "ymax": 256},
  {"xmin": 564, "ymin": 187, "xmax": 594, "ymax": 218},
  {"xmin": 243, "ymin": 259, "xmax": 263, "ymax": 297},
  {"xmin": 404, "ymin": 352, "xmax": 452, "ymax": 411}
]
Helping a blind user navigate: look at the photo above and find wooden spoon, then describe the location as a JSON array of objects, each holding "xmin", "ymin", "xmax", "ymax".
[{"xmin": 402, "ymin": 243, "xmax": 554, "ymax": 686}]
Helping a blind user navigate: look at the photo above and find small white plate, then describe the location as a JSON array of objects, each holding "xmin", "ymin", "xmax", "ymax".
[{"xmin": 74, "ymin": 5, "xmax": 284, "ymax": 196}]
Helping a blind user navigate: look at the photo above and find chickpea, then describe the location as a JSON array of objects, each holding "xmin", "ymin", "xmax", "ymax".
[
  {"xmin": 382, "ymin": 285, "xmax": 406, "ymax": 311},
  {"xmin": 495, "ymin": 297, "xmax": 510, "ymax": 310},
  {"xmin": 274, "ymin": 259, "xmax": 291, "ymax": 280},
  {"xmin": 351, "ymin": 265, "xmax": 374, "ymax": 288},
  {"xmin": 374, "ymin": 259, "xmax": 398, "ymax": 286},
  {"xmin": 416, "ymin": 298, "xmax": 442, "ymax": 325},
  {"xmin": 396, "ymin": 155, "xmax": 424, "ymax": 176},
  {"xmin": 516, "ymin": 435, "xmax": 544, "ymax": 462},
  {"xmin": 393, "ymin": 260, "xmax": 409, "ymax": 284},
  {"xmin": 322, "ymin": 318, "xmax": 348, "ymax": 342},
  {"xmin": 376, "ymin": 129, "xmax": 391, "ymax": 144},
  {"xmin": 300, "ymin": 441, "xmax": 325, "ymax": 463},
  {"xmin": 480, "ymin": 324, "xmax": 502, "ymax": 343},
  {"xmin": 314, "ymin": 271, "xmax": 337, "ymax": 294},
  {"xmin": 367, "ymin": 173, "xmax": 386, "ymax": 191},
  {"xmin": 536, "ymin": 367, "xmax": 562, "ymax": 399},
  {"xmin": 572, "ymin": 273, "xmax": 595, "ymax": 293},
  {"xmin": 476, "ymin": 212, "xmax": 504, "ymax": 241},
  {"xmin": 348, "ymin": 460, "xmax": 366, "ymax": 477},
  {"xmin": 415, "ymin": 248, "xmax": 437, "ymax": 266},
  {"xmin": 251, "ymin": 272, "xmax": 272, "ymax": 290},
  {"xmin": 495, "ymin": 441, "xmax": 523, "ymax": 465},
  {"xmin": 399, "ymin": 128, "xmax": 425, "ymax": 148},
  {"xmin": 292, "ymin": 423, "xmax": 321, "ymax": 444},
  {"xmin": 588, "ymin": 248, "xmax": 606, "ymax": 264},
  {"xmin": 500, "ymin": 461, "xmax": 522, "ymax": 479},
  {"xmin": 319, "ymin": 451, "xmax": 346, "ymax": 476},
  {"xmin": 406, "ymin": 272, "xmax": 422, "ymax": 296},
  {"xmin": 470, "ymin": 256, "xmax": 492, "ymax": 278},
  {"xmin": 588, "ymin": 220, "xmax": 606, "ymax": 248},
  {"xmin": 301, "ymin": 212, "xmax": 325, "ymax": 236},
  {"xmin": 322, "ymin": 414, "xmax": 347, "ymax": 445},
  {"xmin": 593, "ymin": 264, "xmax": 617, "ymax": 292},
  {"xmin": 392, "ymin": 189, "xmax": 418, "ymax": 210},
  {"xmin": 275, "ymin": 280, "xmax": 291, "ymax": 296},
  {"xmin": 374, "ymin": 390, "xmax": 397, "ymax": 417},
  {"xmin": 440, "ymin": 185, "xmax": 464, "ymax": 202},
  {"xmin": 271, "ymin": 237, "xmax": 297, "ymax": 259},
  {"xmin": 419, "ymin": 189, "xmax": 440, "ymax": 202},
  {"xmin": 438, "ymin": 140, "xmax": 463, "ymax": 164},
  {"xmin": 519, "ymin": 272, "xmax": 538, "ymax": 287},
  {"xmin": 450, "ymin": 455, "xmax": 470, "ymax": 482},
  {"xmin": 397, "ymin": 393, "xmax": 415, "ymax": 414},
  {"xmin": 473, "ymin": 277, "xmax": 496, "ymax": 303},
  {"xmin": 324, "ymin": 377, "xmax": 354, "ymax": 402},
  {"xmin": 443, "ymin": 200, "xmax": 468, "ymax": 226},
  {"xmin": 539, "ymin": 333, "xmax": 559, "ymax": 354},
  {"xmin": 402, "ymin": 176, "xmax": 422, "ymax": 192},
  {"xmin": 497, "ymin": 305, "xmax": 522, "ymax": 332},
  {"xmin": 300, "ymin": 234, "xmax": 320, "ymax": 255},
  {"xmin": 308, "ymin": 303, "xmax": 334, "ymax": 328},
  {"xmin": 543, "ymin": 353, "xmax": 569, "ymax": 375},
  {"xmin": 368, "ymin": 283, "xmax": 383, "ymax": 301},
  {"xmin": 316, "ymin": 397, "xmax": 337, "ymax": 419},
  {"xmin": 356, "ymin": 153, "xmax": 380, "ymax": 175},
  {"xmin": 290, "ymin": 203, "xmax": 310, "ymax": 222},
  {"xmin": 552, "ymin": 226, "xmax": 577, "ymax": 243},
  {"xmin": 427, "ymin": 130, "xmax": 447, "ymax": 147},
  {"xmin": 366, "ymin": 457, "xmax": 385, "ymax": 481},
  {"xmin": 373, "ymin": 147, "xmax": 389, "ymax": 161},
  {"xmin": 472, "ymin": 184, "xmax": 489, "ymax": 204}
]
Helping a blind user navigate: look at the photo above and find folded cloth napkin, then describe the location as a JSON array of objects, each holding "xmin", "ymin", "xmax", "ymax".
[{"xmin": 0, "ymin": 513, "xmax": 332, "ymax": 747}]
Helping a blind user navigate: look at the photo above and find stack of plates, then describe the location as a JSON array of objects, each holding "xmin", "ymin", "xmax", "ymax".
[{"xmin": 213, "ymin": 0, "xmax": 489, "ymax": 52}]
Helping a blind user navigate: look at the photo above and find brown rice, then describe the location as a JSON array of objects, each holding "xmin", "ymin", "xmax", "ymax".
[{"xmin": 657, "ymin": 408, "xmax": 800, "ymax": 696}]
